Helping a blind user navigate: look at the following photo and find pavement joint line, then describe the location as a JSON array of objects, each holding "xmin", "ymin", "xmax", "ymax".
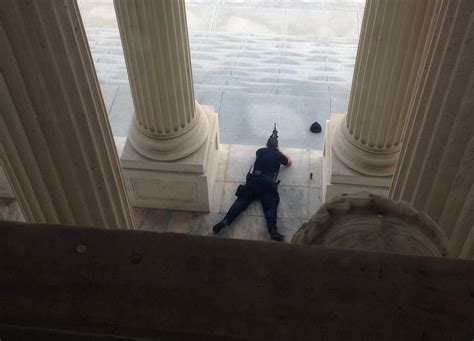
[
  {"xmin": 106, "ymin": 85, "xmax": 120, "ymax": 117},
  {"xmin": 210, "ymin": 3, "xmax": 218, "ymax": 32}
]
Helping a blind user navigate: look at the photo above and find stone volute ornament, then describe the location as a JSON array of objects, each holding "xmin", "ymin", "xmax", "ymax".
[{"xmin": 292, "ymin": 193, "xmax": 450, "ymax": 257}]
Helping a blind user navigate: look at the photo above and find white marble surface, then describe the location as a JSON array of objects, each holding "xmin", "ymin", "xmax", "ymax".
[
  {"xmin": 210, "ymin": 180, "xmax": 225, "ymax": 213},
  {"xmin": 135, "ymin": 143, "xmax": 323, "ymax": 241},
  {"xmin": 215, "ymin": 144, "xmax": 230, "ymax": 182},
  {"xmin": 309, "ymin": 149, "xmax": 323, "ymax": 187}
]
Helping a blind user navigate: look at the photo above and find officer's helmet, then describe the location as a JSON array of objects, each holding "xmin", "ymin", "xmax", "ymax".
[{"xmin": 267, "ymin": 137, "xmax": 278, "ymax": 149}]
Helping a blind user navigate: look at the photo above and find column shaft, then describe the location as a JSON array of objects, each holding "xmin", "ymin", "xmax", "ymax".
[
  {"xmin": 333, "ymin": 0, "xmax": 441, "ymax": 176},
  {"xmin": 0, "ymin": 0, "xmax": 134, "ymax": 229},
  {"xmin": 114, "ymin": 0, "xmax": 219, "ymax": 211},
  {"xmin": 114, "ymin": 0, "xmax": 208, "ymax": 161},
  {"xmin": 390, "ymin": 0, "xmax": 474, "ymax": 258}
]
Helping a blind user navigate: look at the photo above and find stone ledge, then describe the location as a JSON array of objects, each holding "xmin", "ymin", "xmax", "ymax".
[{"xmin": 1, "ymin": 220, "xmax": 473, "ymax": 340}]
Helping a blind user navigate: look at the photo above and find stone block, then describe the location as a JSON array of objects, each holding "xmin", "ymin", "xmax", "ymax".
[{"xmin": 120, "ymin": 108, "xmax": 219, "ymax": 212}]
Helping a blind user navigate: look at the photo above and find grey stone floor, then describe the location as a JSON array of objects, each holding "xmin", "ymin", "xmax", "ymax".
[
  {"xmin": 80, "ymin": 0, "xmax": 364, "ymax": 149},
  {"xmin": 133, "ymin": 144, "xmax": 322, "ymax": 242}
]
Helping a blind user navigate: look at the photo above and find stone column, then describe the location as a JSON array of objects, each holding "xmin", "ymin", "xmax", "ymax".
[
  {"xmin": 114, "ymin": 0, "xmax": 208, "ymax": 161},
  {"xmin": 114, "ymin": 0, "xmax": 219, "ymax": 211},
  {"xmin": 390, "ymin": 0, "xmax": 474, "ymax": 259},
  {"xmin": 0, "ymin": 0, "xmax": 135, "ymax": 229},
  {"xmin": 322, "ymin": 0, "xmax": 443, "ymax": 201}
]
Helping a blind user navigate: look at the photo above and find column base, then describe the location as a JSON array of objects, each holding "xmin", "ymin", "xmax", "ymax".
[
  {"xmin": 128, "ymin": 103, "xmax": 210, "ymax": 161},
  {"xmin": 332, "ymin": 119, "xmax": 400, "ymax": 176},
  {"xmin": 118, "ymin": 106, "xmax": 219, "ymax": 212},
  {"xmin": 322, "ymin": 114, "xmax": 391, "ymax": 202}
]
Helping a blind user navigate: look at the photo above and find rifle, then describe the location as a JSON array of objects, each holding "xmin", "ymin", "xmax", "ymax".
[{"xmin": 271, "ymin": 123, "xmax": 278, "ymax": 140}]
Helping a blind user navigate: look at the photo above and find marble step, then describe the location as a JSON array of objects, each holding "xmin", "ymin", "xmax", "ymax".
[
  {"xmin": 96, "ymin": 77, "xmax": 351, "ymax": 98},
  {"xmin": 86, "ymin": 28, "xmax": 357, "ymax": 97},
  {"xmin": 186, "ymin": 0, "xmax": 365, "ymax": 11}
]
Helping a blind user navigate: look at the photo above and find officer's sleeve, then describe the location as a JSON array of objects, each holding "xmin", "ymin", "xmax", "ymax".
[{"xmin": 280, "ymin": 152, "xmax": 289, "ymax": 166}]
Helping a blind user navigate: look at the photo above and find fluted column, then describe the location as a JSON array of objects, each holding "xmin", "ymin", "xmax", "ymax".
[
  {"xmin": 114, "ymin": 0, "xmax": 209, "ymax": 161},
  {"xmin": 332, "ymin": 0, "xmax": 441, "ymax": 176},
  {"xmin": 113, "ymin": 0, "xmax": 219, "ymax": 211},
  {"xmin": 0, "ymin": 1, "xmax": 134, "ymax": 229},
  {"xmin": 390, "ymin": 0, "xmax": 474, "ymax": 258}
]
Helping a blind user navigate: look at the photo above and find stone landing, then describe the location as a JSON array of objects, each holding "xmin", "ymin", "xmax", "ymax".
[
  {"xmin": 132, "ymin": 143, "xmax": 323, "ymax": 242},
  {"xmin": 118, "ymin": 106, "xmax": 219, "ymax": 212}
]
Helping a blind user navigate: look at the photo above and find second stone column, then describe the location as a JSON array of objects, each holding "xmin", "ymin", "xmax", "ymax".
[
  {"xmin": 114, "ymin": 0, "xmax": 219, "ymax": 211},
  {"xmin": 322, "ymin": 0, "xmax": 442, "ymax": 201}
]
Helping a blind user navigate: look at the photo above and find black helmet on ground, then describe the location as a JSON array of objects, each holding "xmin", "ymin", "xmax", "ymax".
[{"xmin": 310, "ymin": 121, "xmax": 322, "ymax": 133}]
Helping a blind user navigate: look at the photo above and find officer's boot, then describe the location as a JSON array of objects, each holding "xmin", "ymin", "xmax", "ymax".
[
  {"xmin": 269, "ymin": 227, "xmax": 284, "ymax": 242},
  {"xmin": 213, "ymin": 219, "xmax": 228, "ymax": 234}
]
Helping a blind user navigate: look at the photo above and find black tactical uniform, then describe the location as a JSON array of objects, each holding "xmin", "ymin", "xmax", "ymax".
[{"xmin": 213, "ymin": 146, "xmax": 288, "ymax": 241}]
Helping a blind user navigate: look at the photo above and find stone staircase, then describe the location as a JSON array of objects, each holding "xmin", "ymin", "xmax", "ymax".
[{"xmin": 87, "ymin": 29, "xmax": 357, "ymax": 98}]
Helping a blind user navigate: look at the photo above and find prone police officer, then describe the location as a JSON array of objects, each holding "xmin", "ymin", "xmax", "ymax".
[{"xmin": 212, "ymin": 129, "xmax": 292, "ymax": 241}]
